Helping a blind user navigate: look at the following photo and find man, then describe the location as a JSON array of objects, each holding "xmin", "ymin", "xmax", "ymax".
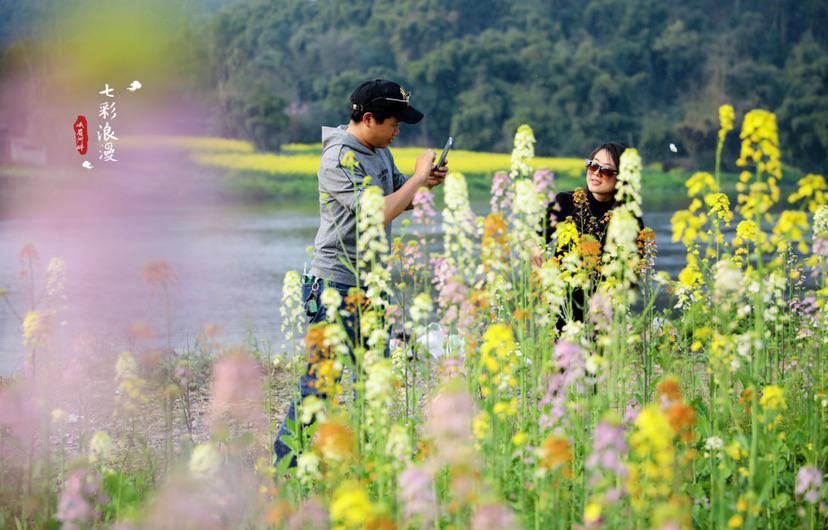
[{"xmin": 274, "ymin": 79, "xmax": 447, "ymax": 465}]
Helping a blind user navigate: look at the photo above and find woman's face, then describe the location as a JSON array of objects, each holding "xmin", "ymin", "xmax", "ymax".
[{"xmin": 585, "ymin": 148, "xmax": 618, "ymax": 199}]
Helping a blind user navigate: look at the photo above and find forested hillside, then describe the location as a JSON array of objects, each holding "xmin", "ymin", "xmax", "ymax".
[
  {"xmin": 1, "ymin": 0, "xmax": 826, "ymax": 171},
  {"xmin": 205, "ymin": 0, "xmax": 828, "ymax": 171}
]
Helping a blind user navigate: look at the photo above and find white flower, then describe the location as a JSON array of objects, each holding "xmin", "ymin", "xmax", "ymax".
[
  {"xmin": 704, "ymin": 436, "xmax": 724, "ymax": 451},
  {"xmin": 323, "ymin": 323, "xmax": 350, "ymax": 358},
  {"xmin": 602, "ymin": 209, "xmax": 641, "ymax": 301},
  {"xmin": 300, "ymin": 396, "xmax": 327, "ymax": 424},
  {"xmin": 365, "ymin": 359, "xmax": 394, "ymax": 403},
  {"xmin": 536, "ymin": 259, "xmax": 565, "ymax": 327},
  {"xmin": 320, "ymin": 287, "xmax": 343, "ymax": 322},
  {"xmin": 358, "ymin": 186, "xmax": 389, "ymax": 265},
  {"xmin": 385, "ymin": 424, "xmax": 412, "ymax": 465},
  {"xmin": 409, "ymin": 293, "xmax": 433, "ymax": 324},
  {"xmin": 814, "ymin": 205, "xmax": 828, "ymax": 235},
  {"xmin": 89, "ymin": 431, "xmax": 113, "ymax": 464},
  {"xmin": 358, "ymin": 187, "xmax": 393, "ymax": 309},
  {"xmin": 280, "ymin": 271, "xmax": 304, "ymax": 346},
  {"xmin": 510, "ymin": 179, "xmax": 545, "ymax": 261},
  {"xmin": 509, "ymin": 124, "xmax": 535, "ymax": 180},
  {"xmin": 615, "ymin": 148, "xmax": 642, "ymax": 218},
  {"xmin": 713, "ymin": 259, "xmax": 743, "ymax": 295},
  {"xmin": 296, "ymin": 452, "xmax": 321, "ymax": 485},
  {"xmin": 443, "ymin": 173, "xmax": 479, "ymax": 277},
  {"xmin": 189, "ymin": 443, "xmax": 221, "ymax": 477}
]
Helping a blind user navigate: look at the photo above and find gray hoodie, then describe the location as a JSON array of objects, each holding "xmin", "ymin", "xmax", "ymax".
[{"xmin": 308, "ymin": 125, "xmax": 408, "ymax": 286}]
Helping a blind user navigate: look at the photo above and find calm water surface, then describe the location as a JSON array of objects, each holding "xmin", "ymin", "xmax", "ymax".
[{"xmin": 0, "ymin": 196, "xmax": 687, "ymax": 375}]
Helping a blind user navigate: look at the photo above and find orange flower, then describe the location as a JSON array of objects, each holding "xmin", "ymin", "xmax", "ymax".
[
  {"xmin": 667, "ymin": 402, "xmax": 696, "ymax": 442},
  {"xmin": 344, "ymin": 290, "xmax": 368, "ymax": 313},
  {"xmin": 579, "ymin": 236, "xmax": 603, "ymax": 269},
  {"xmin": 540, "ymin": 435, "xmax": 573, "ymax": 472},
  {"xmin": 656, "ymin": 377, "xmax": 682, "ymax": 403},
  {"xmin": 739, "ymin": 388, "xmax": 753, "ymax": 413},
  {"xmin": 315, "ymin": 418, "xmax": 355, "ymax": 462},
  {"xmin": 305, "ymin": 324, "xmax": 332, "ymax": 359}
]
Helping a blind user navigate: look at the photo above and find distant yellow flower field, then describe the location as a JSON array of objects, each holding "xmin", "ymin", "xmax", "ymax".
[
  {"xmin": 122, "ymin": 135, "xmax": 256, "ymax": 153},
  {"xmin": 183, "ymin": 141, "xmax": 584, "ymax": 177}
]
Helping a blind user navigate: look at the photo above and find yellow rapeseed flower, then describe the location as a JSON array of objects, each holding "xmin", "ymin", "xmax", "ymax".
[
  {"xmin": 705, "ymin": 192, "xmax": 733, "ymax": 224},
  {"xmin": 772, "ymin": 211, "xmax": 808, "ymax": 251},
  {"xmin": 788, "ymin": 173, "xmax": 827, "ymax": 212},
  {"xmin": 473, "ymin": 411, "xmax": 491, "ymax": 440},
  {"xmin": 719, "ymin": 104, "xmax": 735, "ymax": 134},
  {"xmin": 330, "ymin": 481, "xmax": 373, "ymax": 528},
  {"xmin": 735, "ymin": 220, "xmax": 758, "ymax": 243},
  {"xmin": 686, "ymin": 172, "xmax": 719, "ymax": 197},
  {"xmin": 555, "ymin": 220, "xmax": 579, "ymax": 252},
  {"xmin": 759, "ymin": 385, "xmax": 786, "ymax": 411},
  {"xmin": 584, "ymin": 501, "xmax": 602, "ymax": 524},
  {"xmin": 728, "ymin": 514, "xmax": 744, "ymax": 528}
]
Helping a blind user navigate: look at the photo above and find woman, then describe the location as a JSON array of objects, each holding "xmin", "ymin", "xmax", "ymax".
[
  {"xmin": 545, "ymin": 141, "xmax": 631, "ymax": 247},
  {"xmin": 534, "ymin": 141, "xmax": 644, "ymax": 322}
]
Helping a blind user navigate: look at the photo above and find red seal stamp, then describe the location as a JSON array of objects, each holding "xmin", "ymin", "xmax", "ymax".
[{"xmin": 74, "ymin": 115, "xmax": 88, "ymax": 155}]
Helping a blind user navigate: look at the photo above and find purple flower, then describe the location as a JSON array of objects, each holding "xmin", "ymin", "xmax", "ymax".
[
  {"xmin": 624, "ymin": 399, "xmax": 640, "ymax": 424},
  {"xmin": 56, "ymin": 468, "xmax": 107, "ymax": 529},
  {"xmin": 554, "ymin": 341, "xmax": 585, "ymax": 386},
  {"xmin": 533, "ymin": 168, "xmax": 556, "ymax": 204},
  {"xmin": 795, "ymin": 466, "xmax": 824, "ymax": 504},
  {"xmin": 490, "ymin": 171, "xmax": 514, "ymax": 213},
  {"xmin": 586, "ymin": 420, "xmax": 628, "ymax": 482},
  {"xmin": 413, "ymin": 188, "xmax": 438, "ymax": 228},
  {"xmin": 398, "ymin": 466, "xmax": 438, "ymax": 527},
  {"xmin": 588, "ymin": 293, "xmax": 613, "ymax": 333}
]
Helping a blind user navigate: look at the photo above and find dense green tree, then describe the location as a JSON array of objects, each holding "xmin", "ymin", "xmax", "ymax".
[{"xmin": 2, "ymin": 0, "xmax": 826, "ymax": 172}]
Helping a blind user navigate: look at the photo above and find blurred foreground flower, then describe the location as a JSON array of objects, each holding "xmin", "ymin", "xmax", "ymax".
[{"xmin": 56, "ymin": 468, "xmax": 107, "ymax": 530}]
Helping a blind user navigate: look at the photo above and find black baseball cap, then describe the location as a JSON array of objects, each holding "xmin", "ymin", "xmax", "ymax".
[{"xmin": 350, "ymin": 79, "xmax": 424, "ymax": 124}]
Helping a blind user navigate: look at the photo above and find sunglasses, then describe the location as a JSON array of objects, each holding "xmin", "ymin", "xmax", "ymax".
[{"xmin": 585, "ymin": 159, "xmax": 618, "ymax": 178}]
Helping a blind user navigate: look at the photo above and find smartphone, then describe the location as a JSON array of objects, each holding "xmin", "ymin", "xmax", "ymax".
[{"xmin": 434, "ymin": 136, "xmax": 454, "ymax": 169}]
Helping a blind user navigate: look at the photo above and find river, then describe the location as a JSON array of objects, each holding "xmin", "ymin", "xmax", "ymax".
[{"xmin": 0, "ymin": 194, "xmax": 687, "ymax": 375}]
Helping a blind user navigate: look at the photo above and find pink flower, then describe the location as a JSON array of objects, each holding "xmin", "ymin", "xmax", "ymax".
[
  {"xmin": 533, "ymin": 168, "xmax": 556, "ymax": 204},
  {"xmin": 490, "ymin": 171, "xmax": 514, "ymax": 213},
  {"xmin": 413, "ymin": 189, "xmax": 438, "ymax": 228},
  {"xmin": 56, "ymin": 468, "xmax": 107, "ymax": 530},
  {"xmin": 209, "ymin": 349, "xmax": 264, "ymax": 432},
  {"xmin": 398, "ymin": 466, "xmax": 438, "ymax": 527},
  {"xmin": 588, "ymin": 293, "xmax": 613, "ymax": 333},
  {"xmin": 285, "ymin": 498, "xmax": 329, "ymax": 530},
  {"xmin": 586, "ymin": 420, "xmax": 628, "ymax": 491},
  {"xmin": 427, "ymin": 386, "xmax": 475, "ymax": 464},
  {"xmin": 471, "ymin": 502, "xmax": 518, "ymax": 530},
  {"xmin": 795, "ymin": 466, "xmax": 824, "ymax": 504}
]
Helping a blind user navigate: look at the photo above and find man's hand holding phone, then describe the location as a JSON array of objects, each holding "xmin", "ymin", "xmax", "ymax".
[{"xmin": 425, "ymin": 136, "xmax": 452, "ymax": 189}]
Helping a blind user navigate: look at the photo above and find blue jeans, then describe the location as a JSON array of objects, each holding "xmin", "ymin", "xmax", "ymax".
[{"xmin": 274, "ymin": 277, "xmax": 387, "ymax": 466}]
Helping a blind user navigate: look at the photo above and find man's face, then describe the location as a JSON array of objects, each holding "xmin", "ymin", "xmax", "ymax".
[{"xmin": 364, "ymin": 114, "xmax": 401, "ymax": 149}]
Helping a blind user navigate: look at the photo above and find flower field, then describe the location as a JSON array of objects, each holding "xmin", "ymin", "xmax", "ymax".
[{"xmin": 1, "ymin": 107, "xmax": 827, "ymax": 529}]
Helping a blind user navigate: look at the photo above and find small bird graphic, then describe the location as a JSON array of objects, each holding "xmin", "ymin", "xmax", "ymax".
[
  {"xmin": 127, "ymin": 80, "xmax": 142, "ymax": 92},
  {"xmin": 82, "ymin": 160, "xmax": 94, "ymax": 169}
]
